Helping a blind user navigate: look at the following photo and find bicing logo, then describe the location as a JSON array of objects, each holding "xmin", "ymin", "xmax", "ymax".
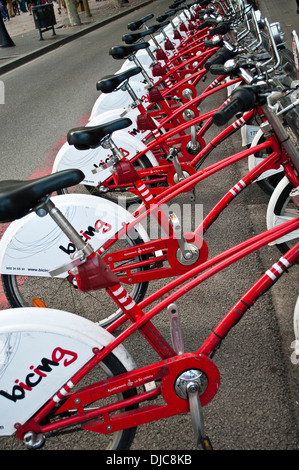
[{"xmin": 0, "ymin": 346, "xmax": 78, "ymax": 403}]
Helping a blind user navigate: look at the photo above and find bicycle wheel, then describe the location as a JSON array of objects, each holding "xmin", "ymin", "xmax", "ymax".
[
  {"xmin": 248, "ymin": 132, "xmax": 284, "ymax": 195},
  {"xmin": 2, "ymin": 229, "xmax": 149, "ymax": 328},
  {"xmin": 293, "ymin": 295, "xmax": 299, "ymax": 346},
  {"xmin": 266, "ymin": 176, "xmax": 299, "ymax": 254},
  {"xmin": 43, "ymin": 353, "xmax": 138, "ymax": 450}
]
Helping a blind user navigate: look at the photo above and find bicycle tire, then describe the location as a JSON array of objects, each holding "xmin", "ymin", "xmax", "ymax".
[
  {"xmin": 43, "ymin": 353, "xmax": 138, "ymax": 450},
  {"xmin": 248, "ymin": 132, "xmax": 284, "ymax": 195},
  {"xmin": 266, "ymin": 176, "xmax": 299, "ymax": 254},
  {"xmin": 2, "ymin": 229, "xmax": 149, "ymax": 328}
]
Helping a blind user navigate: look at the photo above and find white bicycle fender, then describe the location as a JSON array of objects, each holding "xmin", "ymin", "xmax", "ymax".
[
  {"xmin": 0, "ymin": 193, "xmax": 149, "ymax": 277},
  {"xmin": 0, "ymin": 307, "xmax": 136, "ymax": 436},
  {"xmin": 293, "ymin": 296, "xmax": 299, "ymax": 352},
  {"xmin": 52, "ymin": 119, "xmax": 158, "ymax": 187},
  {"xmin": 266, "ymin": 176, "xmax": 299, "ymax": 244},
  {"xmin": 89, "ymin": 80, "xmax": 148, "ymax": 120},
  {"xmin": 248, "ymin": 128, "xmax": 283, "ymax": 181}
]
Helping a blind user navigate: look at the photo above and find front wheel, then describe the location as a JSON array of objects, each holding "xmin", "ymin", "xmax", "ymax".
[
  {"xmin": 266, "ymin": 176, "xmax": 299, "ymax": 253},
  {"xmin": 248, "ymin": 131, "xmax": 284, "ymax": 195}
]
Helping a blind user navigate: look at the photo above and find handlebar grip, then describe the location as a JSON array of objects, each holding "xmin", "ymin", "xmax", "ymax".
[
  {"xmin": 213, "ymin": 87, "xmax": 256, "ymax": 126},
  {"xmin": 209, "ymin": 61, "xmax": 239, "ymax": 75},
  {"xmin": 205, "ymin": 47, "xmax": 235, "ymax": 70},
  {"xmin": 198, "ymin": 18, "xmax": 218, "ymax": 30},
  {"xmin": 204, "ymin": 38, "xmax": 223, "ymax": 48},
  {"xmin": 209, "ymin": 64, "xmax": 226, "ymax": 75},
  {"xmin": 198, "ymin": 8, "xmax": 214, "ymax": 15},
  {"xmin": 203, "ymin": 39, "xmax": 214, "ymax": 47},
  {"xmin": 211, "ymin": 22, "xmax": 231, "ymax": 35}
]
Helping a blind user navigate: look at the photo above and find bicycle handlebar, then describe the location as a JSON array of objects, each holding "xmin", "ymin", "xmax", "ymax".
[
  {"xmin": 209, "ymin": 63, "xmax": 230, "ymax": 75},
  {"xmin": 211, "ymin": 22, "xmax": 231, "ymax": 35},
  {"xmin": 213, "ymin": 87, "xmax": 256, "ymax": 126},
  {"xmin": 205, "ymin": 47, "xmax": 236, "ymax": 70},
  {"xmin": 204, "ymin": 37, "xmax": 223, "ymax": 47},
  {"xmin": 198, "ymin": 18, "xmax": 219, "ymax": 30}
]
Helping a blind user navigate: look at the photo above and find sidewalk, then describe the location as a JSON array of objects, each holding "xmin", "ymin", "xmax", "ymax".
[
  {"xmin": 0, "ymin": 0, "xmax": 152, "ymax": 74},
  {"xmin": 258, "ymin": 0, "xmax": 299, "ymax": 49},
  {"xmin": 0, "ymin": 0, "xmax": 299, "ymax": 76}
]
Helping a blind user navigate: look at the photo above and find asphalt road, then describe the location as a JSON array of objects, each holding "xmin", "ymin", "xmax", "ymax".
[{"xmin": 0, "ymin": 0, "xmax": 298, "ymax": 452}]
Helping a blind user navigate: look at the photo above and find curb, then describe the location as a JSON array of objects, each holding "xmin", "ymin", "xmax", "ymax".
[{"xmin": 0, "ymin": 0, "xmax": 153, "ymax": 75}]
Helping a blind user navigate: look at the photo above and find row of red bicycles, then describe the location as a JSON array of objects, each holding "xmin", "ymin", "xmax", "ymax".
[{"xmin": 0, "ymin": 0, "xmax": 298, "ymax": 450}]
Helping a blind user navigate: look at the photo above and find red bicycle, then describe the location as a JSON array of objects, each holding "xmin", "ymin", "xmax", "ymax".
[
  {"xmin": 1, "ymin": 83, "xmax": 298, "ymax": 330},
  {"xmin": 54, "ymin": 8, "xmax": 286, "ymax": 203},
  {"xmin": 0, "ymin": 129, "xmax": 297, "ymax": 450}
]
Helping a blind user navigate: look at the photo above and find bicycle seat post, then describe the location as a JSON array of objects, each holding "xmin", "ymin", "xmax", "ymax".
[
  {"xmin": 131, "ymin": 53, "xmax": 153, "ymax": 87},
  {"xmin": 34, "ymin": 198, "xmax": 94, "ymax": 258},
  {"xmin": 121, "ymin": 79, "xmax": 142, "ymax": 107}
]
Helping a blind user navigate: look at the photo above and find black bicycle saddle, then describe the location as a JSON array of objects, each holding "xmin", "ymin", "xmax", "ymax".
[
  {"xmin": 109, "ymin": 42, "xmax": 150, "ymax": 60},
  {"xmin": 0, "ymin": 169, "xmax": 84, "ymax": 223},
  {"xmin": 96, "ymin": 67, "xmax": 142, "ymax": 93},
  {"xmin": 127, "ymin": 14, "xmax": 154, "ymax": 31},
  {"xmin": 67, "ymin": 118, "xmax": 132, "ymax": 150},
  {"xmin": 122, "ymin": 28, "xmax": 154, "ymax": 45}
]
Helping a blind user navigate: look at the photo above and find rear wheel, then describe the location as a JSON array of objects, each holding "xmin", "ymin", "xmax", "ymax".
[
  {"xmin": 2, "ymin": 229, "xmax": 149, "ymax": 328},
  {"xmin": 42, "ymin": 353, "xmax": 138, "ymax": 450}
]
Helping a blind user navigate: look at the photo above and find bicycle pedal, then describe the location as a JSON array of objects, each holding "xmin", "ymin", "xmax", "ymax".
[
  {"xmin": 23, "ymin": 431, "xmax": 45, "ymax": 450},
  {"xmin": 144, "ymin": 381, "xmax": 157, "ymax": 392},
  {"xmin": 197, "ymin": 436, "xmax": 213, "ymax": 451},
  {"xmin": 32, "ymin": 297, "xmax": 47, "ymax": 308}
]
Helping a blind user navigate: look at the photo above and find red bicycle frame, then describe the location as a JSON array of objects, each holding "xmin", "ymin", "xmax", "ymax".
[
  {"xmin": 98, "ymin": 80, "xmax": 248, "ymax": 194},
  {"xmin": 16, "ymin": 217, "xmax": 299, "ymax": 440},
  {"xmin": 95, "ymin": 133, "xmax": 299, "ymax": 289}
]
